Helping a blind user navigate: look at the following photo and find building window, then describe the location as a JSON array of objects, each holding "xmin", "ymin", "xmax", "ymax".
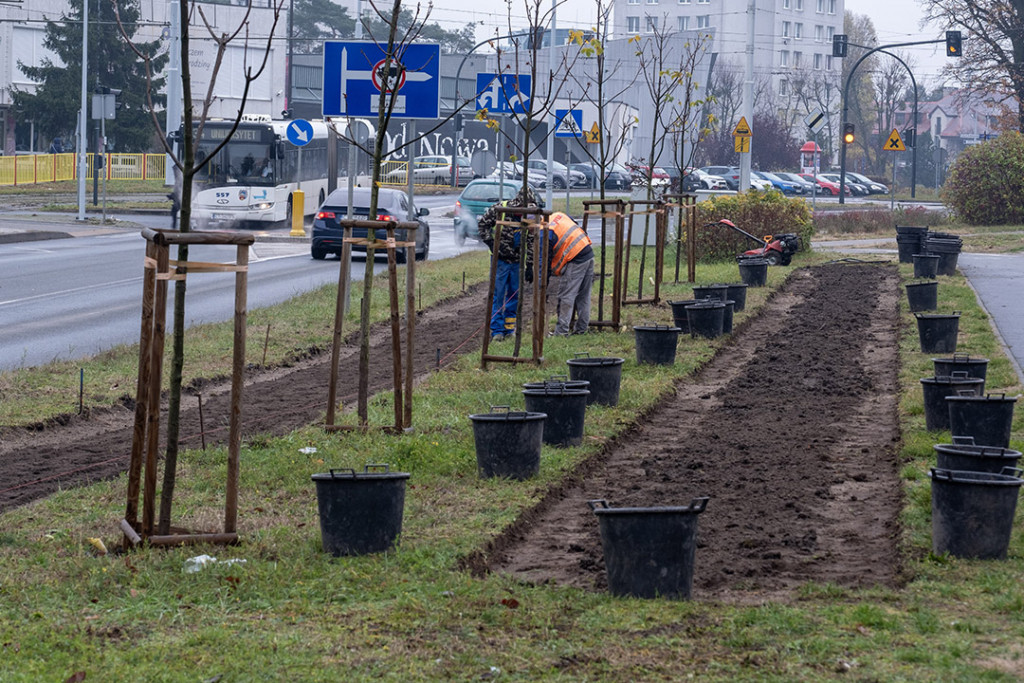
[
  {"xmin": 828, "ymin": 0, "xmax": 836, "ymax": 13},
  {"xmin": 816, "ymin": 0, "xmax": 824, "ymax": 12},
  {"xmin": 827, "ymin": 26, "xmax": 834, "ymax": 40},
  {"xmin": 814, "ymin": 25, "xmax": 823, "ymax": 42},
  {"xmin": 779, "ymin": 79, "xmax": 789, "ymax": 95},
  {"xmin": 646, "ymin": 0, "xmax": 659, "ymax": 4},
  {"xmin": 783, "ymin": 0, "xmax": 791, "ymax": 8},
  {"xmin": 814, "ymin": 53, "xmax": 822, "ymax": 69},
  {"xmin": 628, "ymin": 0, "xmax": 639, "ymax": 4},
  {"xmin": 697, "ymin": 14, "xmax": 710, "ymax": 28},
  {"xmin": 795, "ymin": 22, "xmax": 803, "ymax": 39},
  {"xmin": 780, "ymin": 50, "xmax": 789, "ymax": 67},
  {"xmin": 795, "ymin": 0, "xmax": 803, "ymax": 10},
  {"xmin": 935, "ymin": 117, "xmax": 942, "ymax": 136},
  {"xmin": 627, "ymin": 16, "xmax": 640, "ymax": 32},
  {"xmin": 794, "ymin": 51, "xmax": 802, "ymax": 66},
  {"xmin": 678, "ymin": 15, "xmax": 690, "ymax": 29},
  {"xmin": 697, "ymin": 0, "xmax": 710, "ymax": 5},
  {"xmin": 646, "ymin": 15, "xmax": 658, "ymax": 31},
  {"xmin": 782, "ymin": 21, "xmax": 791, "ymax": 37},
  {"xmin": 678, "ymin": 0, "xmax": 691, "ymax": 4},
  {"xmin": 826, "ymin": 55, "xmax": 833, "ymax": 70}
]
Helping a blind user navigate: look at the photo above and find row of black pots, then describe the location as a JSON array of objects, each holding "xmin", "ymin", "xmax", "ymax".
[{"xmin": 898, "ymin": 226, "xmax": 962, "ymax": 276}]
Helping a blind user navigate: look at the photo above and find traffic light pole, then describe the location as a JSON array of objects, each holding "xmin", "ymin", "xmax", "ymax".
[{"xmin": 838, "ymin": 38, "xmax": 942, "ymax": 204}]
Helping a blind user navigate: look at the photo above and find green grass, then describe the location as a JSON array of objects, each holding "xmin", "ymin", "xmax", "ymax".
[{"xmin": 3, "ymin": 247, "xmax": 1024, "ymax": 681}]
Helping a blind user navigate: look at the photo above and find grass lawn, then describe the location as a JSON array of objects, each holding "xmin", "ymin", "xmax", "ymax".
[{"xmin": 1, "ymin": 238, "xmax": 1023, "ymax": 681}]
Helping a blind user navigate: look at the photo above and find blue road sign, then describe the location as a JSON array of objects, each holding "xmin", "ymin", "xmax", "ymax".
[
  {"xmin": 475, "ymin": 73, "xmax": 531, "ymax": 114},
  {"xmin": 322, "ymin": 41, "xmax": 440, "ymax": 119},
  {"xmin": 554, "ymin": 109, "xmax": 583, "ymax": 138},
  {"xmin": 286, "ymin": 119, "xmax": 314, "ymax": 146}
]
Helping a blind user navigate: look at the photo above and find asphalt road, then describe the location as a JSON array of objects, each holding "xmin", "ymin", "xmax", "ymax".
[
  {"xmin": 0, "ymin": 200, "xmax": 485, "ymax": 371},
  {"xmin": 957, "ymin": 253, "xmax": 1024, "ymax": 381}
]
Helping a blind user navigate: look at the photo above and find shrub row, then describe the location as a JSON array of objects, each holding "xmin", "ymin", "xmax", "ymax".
[
  {"xmin": 690, "ymin": 190, "xmax": 813, "ymax": 262},
  {"xmin": 943, "ymin": 131, "xmax": 1024, "ymax": 225}
]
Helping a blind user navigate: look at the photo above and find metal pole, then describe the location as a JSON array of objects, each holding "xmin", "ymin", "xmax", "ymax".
[
  {"xmin": 77, "ymin": 0, "xmax": 88, "ymax": 221},
  {"xmin": 739, "ymin": 0, "xmax": 755, "ymax": 191},
  {"xmin": 165, "ymin": 1, "xmax": 181, "ymax": 186},
  {"xmin": 544, "ymin": 1, "xmax": 557, "ymax": 209}
]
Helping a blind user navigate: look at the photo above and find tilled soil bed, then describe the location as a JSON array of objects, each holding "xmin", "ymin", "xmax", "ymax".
[{"xmin": 485, "ymin": 263, "xmax": 903, "ymax": 599}]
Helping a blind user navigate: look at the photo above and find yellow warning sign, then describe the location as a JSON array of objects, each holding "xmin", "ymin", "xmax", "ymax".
[
  {"xmin": 734, "ymin": 136, "xmax": 750, "ymax": 153},
  {"xmin": 732, "ymin": 116, "xmax": 752, "ymax": 138},
  {"xmin": 884, "ymin": 128, "xmax": 906, "ymax": 151},
  {"xmin": 584, "ymin": 122, "xmax": 601, "ymax": 144}
]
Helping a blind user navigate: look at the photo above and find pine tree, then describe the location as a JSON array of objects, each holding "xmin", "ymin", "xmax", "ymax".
[{"xmin": 13, "ymin": 0, "xmax": 167, "ymax": 152}]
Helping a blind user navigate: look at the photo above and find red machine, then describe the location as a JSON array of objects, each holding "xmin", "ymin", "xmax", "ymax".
[{"xmin": 708, "ymin": 219, "xmax": 800, "ymax": 266}]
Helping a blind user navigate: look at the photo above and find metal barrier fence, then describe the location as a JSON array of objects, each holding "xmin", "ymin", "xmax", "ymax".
[{"xmin": 0, "ymin": 152, "xmax": 166, "ymax": 186}]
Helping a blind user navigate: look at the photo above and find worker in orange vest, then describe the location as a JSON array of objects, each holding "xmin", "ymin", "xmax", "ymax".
[{"xmin": 545, "ymin": 212, "xmax": 594, "ymax": 336}]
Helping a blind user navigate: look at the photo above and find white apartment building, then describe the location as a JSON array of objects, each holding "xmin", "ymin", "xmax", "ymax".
[{"xmin": 611, "ymin": 0, "xmax": 845, "ymax": 125}]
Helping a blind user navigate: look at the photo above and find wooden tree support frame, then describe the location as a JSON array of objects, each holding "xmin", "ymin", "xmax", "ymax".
[
  {"xmin": 622, "ymin": 200, "xmax": 667, "ymax": 306},
  {"xmin": 581, "ymin": 199, "xmax": 625, "ymax": 331},
  {"xmin": 663, "ymin": 193, "xmax": 698, "ymax": 283},
  {"xmin": 480, "ymin": 206, "xmax": 551, "ymax": 369},
  {"xmin": 122, "ymin": 228, "xmax": 254, "ymax": 548},
  {"xmin": 324, "ymin": 219, "xmax": 418, "ymax": 433}
]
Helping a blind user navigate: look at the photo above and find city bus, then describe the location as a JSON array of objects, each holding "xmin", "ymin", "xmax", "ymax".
[{"xmin": 189, "ymin": 115, "xmax": 341, "ymax": 229}]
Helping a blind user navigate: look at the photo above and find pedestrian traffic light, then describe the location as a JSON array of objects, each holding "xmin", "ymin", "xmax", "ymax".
[
  {"xmin": 843, "ymin": 123, "xmax": 855, "ymax": 144},
  {"xmin": 946, "ymin": 30, "xmax": 962, "ymax": 57},
  {"xmin": 832, "ymin": 34, "xmax": 848, "ymax": 58}
]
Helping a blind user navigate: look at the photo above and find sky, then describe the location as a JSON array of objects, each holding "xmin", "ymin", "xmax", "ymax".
[{"xmin": 425, "ymin": 0, "xmax": 952, "ymax": 89}]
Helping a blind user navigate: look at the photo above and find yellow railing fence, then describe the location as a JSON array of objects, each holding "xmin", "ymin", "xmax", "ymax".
[{"xmin": 0, "ymin": 152, "xmax": 167, "ymax": 186}]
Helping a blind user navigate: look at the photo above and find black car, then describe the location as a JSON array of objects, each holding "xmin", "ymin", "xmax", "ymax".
[
  {"xmin": 311, "ymin": 187, "xmax": 430, "ymax": 263},
  {"xmin": 568, "ymin": 162, "xmax": 631, "ymax": 190}
]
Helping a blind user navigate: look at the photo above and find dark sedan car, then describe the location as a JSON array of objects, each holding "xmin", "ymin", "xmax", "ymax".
[
  {"xmin": 569, "ymin": 162, "xmax": 631, "ymax": 190},
  {"xmin": 311, "ymin": 187, "xmax": 430, "ymax": 263}
]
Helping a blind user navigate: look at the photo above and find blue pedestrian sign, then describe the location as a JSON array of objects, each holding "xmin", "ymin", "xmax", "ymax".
[
  {"xmin": 554, "ymin": 109, "xmax": 583, "ymax": 138},
  {"xmin": 322, "ymin": 41, "xmax": 440, "ymax": 119},
  {"xmin": 286, "ymin": 119, "xmax": 315, "ymax": 146},
  {"xmin": 475, "ymin": 73, "xmax": 531, "ymax": 114}
]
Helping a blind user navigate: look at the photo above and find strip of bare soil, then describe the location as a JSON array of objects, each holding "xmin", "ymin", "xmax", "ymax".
[{"xmin": 484, "ymin": 263, "xmax": 903, "ymax": 600}]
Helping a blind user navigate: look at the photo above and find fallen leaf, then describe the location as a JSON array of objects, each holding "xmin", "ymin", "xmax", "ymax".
[
  {"xmin": 64, "ymin": 672, "xmax": 86, "ymax": 683},
  {"xmin": 500, "ymin": 598, "xmax": 519, "ymax": 609}
]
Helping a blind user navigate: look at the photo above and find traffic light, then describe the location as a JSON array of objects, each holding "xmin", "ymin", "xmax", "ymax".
[
  {"xmin": 903, "ymin": 128, "xmax": 916, "ymax": 148},
  {"xmin": 832, "ymin": 34, "xmax": 848, "ymax": 58},
  {"xmin": 842, "ymin": 122, "xmax": 855, "ymax": 144},
  {"xmin": 946, "ymin": 30, "xmax": 962, "ymax": 57}
]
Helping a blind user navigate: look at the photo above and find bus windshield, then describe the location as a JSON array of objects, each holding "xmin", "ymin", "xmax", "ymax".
[{"xmin": 193, "ymin": 123, "xmax": 278, "ymax": 186}]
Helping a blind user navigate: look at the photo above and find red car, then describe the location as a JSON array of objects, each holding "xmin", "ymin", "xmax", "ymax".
[{"xmin": 798, "ymin": 173, "xmax": 850, "ymax": 196}]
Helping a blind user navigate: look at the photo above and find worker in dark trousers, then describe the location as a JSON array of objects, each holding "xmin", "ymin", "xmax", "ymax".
[
  {"xmin": 476, "ymin": 185, "xmax": 540, "ymax": 342},
  {"xmin": 546, "ymin": 211, "xmax": 594, "ymax": 336}
]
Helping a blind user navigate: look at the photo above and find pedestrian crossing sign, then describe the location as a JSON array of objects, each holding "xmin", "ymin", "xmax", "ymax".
[
  {"xmin": 554, "ymin": 109, "xmax": 583, "ymax": 138},
  {"xmin": 884, "ymin": 128, "xmax": 906, "ymax": 151}
]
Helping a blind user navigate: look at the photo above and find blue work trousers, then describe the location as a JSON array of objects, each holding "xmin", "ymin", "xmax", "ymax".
[{"xmin": 490, "ymin": 260, "xmax": 520, "ymax": 336}]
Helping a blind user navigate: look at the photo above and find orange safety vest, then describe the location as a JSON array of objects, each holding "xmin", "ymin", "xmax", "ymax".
[{"xmin": 547, "ymin": 212, "xmax": 591, "ymax": 276}]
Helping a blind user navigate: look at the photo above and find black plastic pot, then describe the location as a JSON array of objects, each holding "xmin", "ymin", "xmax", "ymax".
[
  {"xmin": 686, "ymin": 301, "xmax": 725, "ymax": 339},
  {"xmin": 920, "ymin": 373, "xmax": 985, "ymax": 431},
  {"xmin": 737, "ymin": 258, "xmax": 768, "ymax": 287},
  {"xmin": 896, "ymin": 226, "xmax": 929, "ymax": 263},
  {"xmin": 929, "ymin": 467, "xmax": 1023, "ymax": 559},
  {"xmin": 667, "ymin": 299, "xmax": 697, "ymax": 334},
  {"xmin": 633, "ymin": 324, "xmax": 680, "ymax": 365},
  {"xmin": 722, "ymin": 300, "xmax": 735, "ymax": 334},
  {"xmin": 692, "ymin": 284, "xmax": 728, "ymax": 302},
  {"xmin": 915, "ymin": 312, "xmax": 960, "ymax": 353},
  {"xmin": 925, "ymin": 235, "xmax": 963, "ymax": 276},
  {"xmin": 725, "ymin": 283, "xmax": 748, "ymax": 312},
  {"xmin": 934, "ymin": 436, "xmax": 1022, "ymax": 474},
  {"xmin": 588, "ymin": 497, "xmax": 709, "ymax": 599},
  {"xmin": 906, "ymin": 281, "xmax": 938, "ymax": 313},
  {"xmin": 469, "ymin": 408, "xmax": 546, "ymax": 479},
  {"xmin": 913, "ymin": 253, "xmax": 940, "ymax": 279},
  {"xmin": 523, "ymin": 387, "xmax": 590, "ymax": 447},
  {"xmin": 311, "ymin": 464, "xmax": 410, "ymax": 556},
  {"xmin": 947, "ymin": 393, "xmax": 1018, "ymax": 448},
  {"xmin": 567, "ymin": 354, "xmax": 625, "ymax": 407},
  {"xmin": 522, "ymin": 377, "xmax": 590, "ymax": 393},
  {"xmin": 932, "ymin": 353, "xmax": 989, "ymax": 389}
]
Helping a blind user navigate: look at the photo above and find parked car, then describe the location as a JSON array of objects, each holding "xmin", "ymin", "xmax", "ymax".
[
  {"xmin": 630, "ymin": 165, "xmax": 671, "ymax": 187},
  {"xmin": 518, "ymin": 159, "xmax": 587, "ymax": 189},
  {"xmin": 486, "ymin": 161, "xmax": 543, "ymax": 188},
  {"xmin": 846, "ymin": 172, "xmax": 889, "ymax": 194},
  {"xmin": 384, "ymin": 155, "xmax": 474, "ymax": 185},
  {"xmin": 453, "ymin": 178, "xmax": 545, "ymax": 246},
  {"xmin": 799, "ymin": 173, "xmax": 850, "ymax": 196},
  {"xmin": 748, "ymin": 174, "xmax": 773, "ymax": 191},
  {"xmin": 700, "ymin": 165, "xmax": 741, "ymax": 190},
  {"xmin": 311, "ymin": 187, "xmax": 430, "ymax": 262},
  {"xmin": 819, "ymin": 173, "xmax": 868, "ymax": 196},
  {"xmin": 568, "ymin": 162, "xmax": 632, "ymax": 190},
  {"xmin": 680, "ymin": 167, "xmax": 728, "ymax": 191},
  {"xmin": 774, "ymin": 172, "xmax": 819, "ymax": 195},
  {"xmin": 754, "ymin": 170, "xmax": 803, "ymax": 194}
]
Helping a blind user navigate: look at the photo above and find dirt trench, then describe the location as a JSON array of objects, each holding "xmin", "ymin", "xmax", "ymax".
[{"xmin": 484, "ymin": 263, "xmax": 904, "ymax": 600}]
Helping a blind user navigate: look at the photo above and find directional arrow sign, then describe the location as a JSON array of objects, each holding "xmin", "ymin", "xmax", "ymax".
[
  {"xmin": 884, "ymin": 128, "xmax": 906, "ymax": 151},
  {"xmin": 475, "ymin": 73, "xmax": 531, "ymax": 114},
  {"xmin": 322, "ymin": 41, "xmax": 440, "ymax": 119},
  {"xmin": 554, "ymin": 109, "xmax": 583, "ymax": 138},
  {"xmin": 286, "ymin": 119, "xmax": 314, "ymax": 147}
]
